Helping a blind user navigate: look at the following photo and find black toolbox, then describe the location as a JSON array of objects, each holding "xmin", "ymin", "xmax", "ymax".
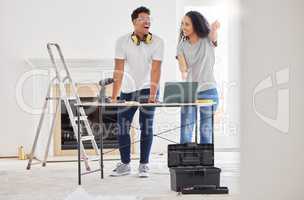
[
  {"xmin": 167, "ymin": 143, "xmax": 226, "ymax": 194},
  {"xmin": 168, "ymin": 143, "xmax": 214, "ymax": 167},
  {"xmin": 166, "ymin": 104, "xmax": 228, "ymax": 194},
  {"xmin": 169, "ymin": 166, "xmax": 221, "ymax": 192}
]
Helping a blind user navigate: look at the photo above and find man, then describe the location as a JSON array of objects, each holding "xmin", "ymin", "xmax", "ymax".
[{"xmin": 110, "ymin": 6, "xmax": 164, "ymax": 178}]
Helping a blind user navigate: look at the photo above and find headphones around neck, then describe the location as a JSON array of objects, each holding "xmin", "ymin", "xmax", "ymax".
[{"xmin": 131, "ymin": 32, "xmax": 153, "ymax": 45}]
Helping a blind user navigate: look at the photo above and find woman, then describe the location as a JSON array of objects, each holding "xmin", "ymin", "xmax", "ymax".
[{"xmin": 177, "ymin": 11, "xmax": 220, "ymax": 144}]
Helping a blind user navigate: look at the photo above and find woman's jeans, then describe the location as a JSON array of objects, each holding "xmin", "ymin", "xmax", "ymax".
[
  {"xmin": 118, "ymin": 88, "xmax": 157, "ymax": 164},
  {"xmin": 180, "ymin": 88, "xmax": 219, "ymax": 144}
]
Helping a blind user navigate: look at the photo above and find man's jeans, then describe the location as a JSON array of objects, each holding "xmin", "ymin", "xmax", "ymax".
[
  {"xmin": 118, "ymin": 88, "xmax": 157, "ymax": 164},
  {"xmin": 180, "ymin": 88, "xmax": 219, "ymax": 144}
]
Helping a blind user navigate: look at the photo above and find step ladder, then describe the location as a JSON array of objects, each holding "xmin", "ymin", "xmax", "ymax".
[{"xmin": 26, "ymin": 43, "xmax": 100, "ymax": 171}]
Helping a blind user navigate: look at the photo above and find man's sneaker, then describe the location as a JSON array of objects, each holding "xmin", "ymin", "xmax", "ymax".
[
  {"xmin": 110, "ymin": 162, "xmax": 131, "ymax": 177},
  {"xmin": 138, "ymin": 163, "xmax": 149, "ymax": 178}
]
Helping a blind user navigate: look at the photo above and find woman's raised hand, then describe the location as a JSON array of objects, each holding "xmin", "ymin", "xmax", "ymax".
[{"xmin": 211, "ymin": 20, "xmax": 220, "ymax": 31}]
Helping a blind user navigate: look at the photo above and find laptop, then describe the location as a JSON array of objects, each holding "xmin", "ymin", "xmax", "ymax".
[{"xmin": 163, "ymin": 82, "xmax": 198, "ymax": 103}]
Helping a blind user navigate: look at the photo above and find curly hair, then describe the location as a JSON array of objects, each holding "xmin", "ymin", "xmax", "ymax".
[{"xmin": 179, "ymin": 11, "xmax": 210, "ymax": 41}]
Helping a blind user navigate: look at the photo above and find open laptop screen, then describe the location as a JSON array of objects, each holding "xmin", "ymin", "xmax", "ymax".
[{"xmin": 163, "ymin": 82, "xmax": 198, "ymax": 103}]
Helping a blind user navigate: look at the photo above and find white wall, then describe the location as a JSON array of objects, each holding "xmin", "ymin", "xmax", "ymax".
[
  {"xmin": 240, "ymin": 0, "xmax": 304, "ymax": 199},
  {"xmin": 0, "ymin": 0, "xmax": 178, "ymax": 156}
]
